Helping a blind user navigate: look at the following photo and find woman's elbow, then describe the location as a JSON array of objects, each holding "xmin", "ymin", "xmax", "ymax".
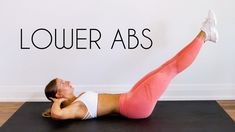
[{"xmin": 51, "ymin": 111, "xmax": 64, "ymax": 120}]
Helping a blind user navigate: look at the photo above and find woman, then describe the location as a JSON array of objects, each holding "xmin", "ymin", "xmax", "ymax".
[{"xmin": 42, "ymin": 10, "xmax": 218, "ymax": 120}]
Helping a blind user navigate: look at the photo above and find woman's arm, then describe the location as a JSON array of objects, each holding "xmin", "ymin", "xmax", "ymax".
[
  {"xmin": 50, "ymin": 97, "xmax": 65, "ymax": 119},
  {"xmin": 50, "ymin": 97, "xmax": 83, "ymax": 120}
]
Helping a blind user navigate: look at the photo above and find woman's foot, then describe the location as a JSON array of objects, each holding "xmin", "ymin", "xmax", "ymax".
[{"xmin": 200, "ymin": 10, "xmax": 219, "ymax": 43}]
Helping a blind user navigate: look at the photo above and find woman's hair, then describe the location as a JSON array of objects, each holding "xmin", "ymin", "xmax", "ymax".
[
  {"xmin": 44, "ymin": 78, "xmax": 58, "ymax": 102},
  {"xmin": 42, "ymin": 108, "xmax": 52, "ymax": 118},
  {"xmin": 42, "ymin": 78, "xmax": 58, "ymax": 118}
]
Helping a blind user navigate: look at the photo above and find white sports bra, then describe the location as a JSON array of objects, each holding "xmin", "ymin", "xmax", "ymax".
[{"xmin": 72, "ymin": 91, "xmax": 98, "ymax": 120}]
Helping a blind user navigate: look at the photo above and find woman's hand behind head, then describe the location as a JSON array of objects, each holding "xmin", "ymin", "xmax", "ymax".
[{"xmin": 50, "ymin": 97, "xmax": 68, "ymax": 103}]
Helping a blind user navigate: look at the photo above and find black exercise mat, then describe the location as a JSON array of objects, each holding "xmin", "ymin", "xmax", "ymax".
[{"xmin": 1, "ymin": 101, "xmax": 235, "ymax": 132}]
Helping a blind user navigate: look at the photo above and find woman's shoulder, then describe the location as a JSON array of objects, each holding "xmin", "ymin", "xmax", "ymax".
[{"xmin": 60, "ymin": 100, "xmax": 88, "ymax": 120}]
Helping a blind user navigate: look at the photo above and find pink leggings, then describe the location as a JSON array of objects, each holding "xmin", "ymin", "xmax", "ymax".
[{"xmin": 119, "ymin": 37, "xmax": 204, "ymax": 119}]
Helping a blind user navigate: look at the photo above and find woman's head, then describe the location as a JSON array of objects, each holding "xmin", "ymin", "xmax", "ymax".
[
  {"xmin": 43, "ymin": 78, "xmax": 74, "ymax": 118},
  {"xmin": 44, "ymin": 78, "xmax": 74, "ymax": 101}
]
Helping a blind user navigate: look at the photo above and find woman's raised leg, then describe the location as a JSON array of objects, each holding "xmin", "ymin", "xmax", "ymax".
[{"xmin": 119, "ymin": 10, "xmax": 218, "ymax": 119}]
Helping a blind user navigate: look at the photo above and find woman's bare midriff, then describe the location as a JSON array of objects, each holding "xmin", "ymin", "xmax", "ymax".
[{"xmin": 97, "ymin": 93, "xmax": 122, "ymax": 117}]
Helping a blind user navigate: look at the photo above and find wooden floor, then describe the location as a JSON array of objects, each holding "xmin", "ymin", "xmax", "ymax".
[
  {"xmin": 0, "ymin": 102, "xmax": 24, "ymax": 127},
  {"xmin": 0, "ymin": 101, "xmax": 234, "ymax": 127},
  {"xmin": 217, "ymin": 100, "xmax": 235, "ymax": 122}
]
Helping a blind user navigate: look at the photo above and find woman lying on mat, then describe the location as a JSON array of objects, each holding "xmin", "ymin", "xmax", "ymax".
[{"xmin": 42, "ymin": 10, "xmax": 218, "ymax": 120}]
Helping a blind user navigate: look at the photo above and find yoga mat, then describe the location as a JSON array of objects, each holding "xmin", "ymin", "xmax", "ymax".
[{"xmin": 1, "ymin": 101, "xmax": 235, "ymax": 132}]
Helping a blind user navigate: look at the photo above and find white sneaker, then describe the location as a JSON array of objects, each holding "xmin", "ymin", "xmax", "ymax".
[{"xmin": 200, "ymin": 10, "xmax": 219, "ymax": 43}]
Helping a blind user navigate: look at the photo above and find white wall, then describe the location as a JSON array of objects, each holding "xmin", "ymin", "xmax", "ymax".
[{"xmin": 0, "ymin": 0, "xmax": 235, "ymax": 101}]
